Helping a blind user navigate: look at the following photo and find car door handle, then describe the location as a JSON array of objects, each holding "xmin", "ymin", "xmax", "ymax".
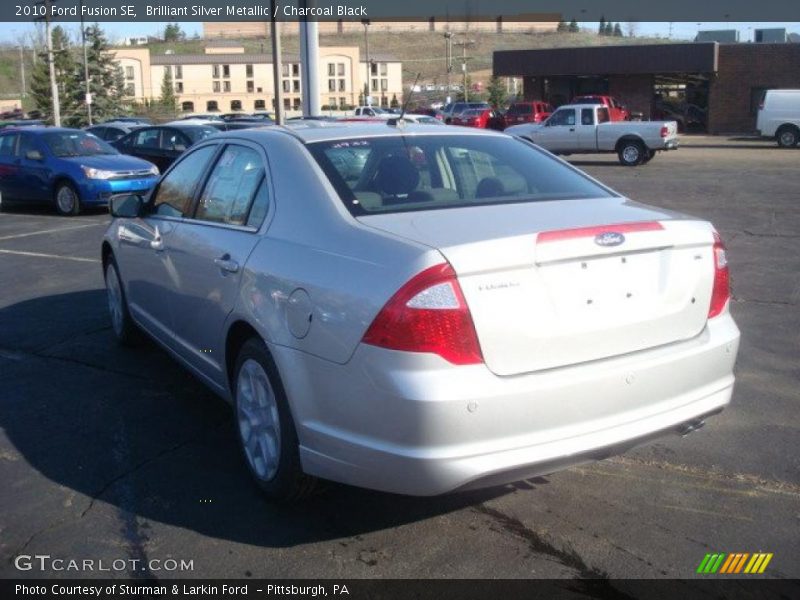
[
  {"xmin": 150, "ymin": 237, "xmax": 164, "ymax": 251},
  {"xmin": 569, "ymin": 128, "xmax": 575, "ymax": 132},
  {"xmin": 214, "ymin": 255, "xmax": 239, "ymax": 274}
]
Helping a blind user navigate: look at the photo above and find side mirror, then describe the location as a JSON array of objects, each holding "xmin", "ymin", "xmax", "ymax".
[
  {"xmin": 109, "ymin": 193, "xmax": 145, "ymax": 218},
  {"xmin": 26, "ymin": 150, "xmax": 43, "ymax": 161}
]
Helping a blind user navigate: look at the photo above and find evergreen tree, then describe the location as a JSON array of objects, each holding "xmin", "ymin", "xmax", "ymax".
[
  {"xmin": 604, "ymin": 22, "xmax": 614, "ymax": 36},
  {"xmin": 30, "ymin": 26, "xmax": 79, "ymax": 123},
  {"xmin": 163, "ymin": 23, "xmax": 185, "ymax": 43},
  {"xmin": 487, "ymin": 76, "xmax": 506, "ymax": 109},
  {"xmin": 66, "ymin": 24, "xmax": 129, "ymax": 126},
  {"xmin": 556, "ymin": 20, "xmax": 568, "ymax": 32},
  {"xmin": 599, "ymin": 17, "xmax": 606, "ymax": 35},
  {"xmin": 390, "ymin": 93, "xmax": 399, "ymax": 108},
  {"xmin": 613, "ymin": 23, "xmax": 623, "ymax": 37},
  {"xmin": 160, "ymin": 68, "xmax": 176, "ymax": 112},
  {"xmin": 568, "ymin": 20, "xmax": 579, "ymax": 33}
]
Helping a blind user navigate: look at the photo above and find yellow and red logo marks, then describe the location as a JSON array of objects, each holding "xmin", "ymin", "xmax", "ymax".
[{"xmin": 697, "ymin": 552, "xmax": 773, "ymax": 574}]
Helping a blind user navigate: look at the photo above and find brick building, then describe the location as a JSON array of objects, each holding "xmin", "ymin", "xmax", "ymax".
[{"xmin": 493, "ymin": 42, "xmax": 800, "ymax": 134}]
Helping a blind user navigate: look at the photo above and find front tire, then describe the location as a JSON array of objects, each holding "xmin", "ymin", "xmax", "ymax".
[
  {"xmin": 776, "ymin": 126, "xmax": 799, "ymax": 148},
  {"xmin": 234, "ymin": 338, "xmax": 317, "ymax": 502},
  {"xmin": 618, "ymin": 140, "xmax": 645, "ymax": 166},
  {"xmin": 54, "ymin": 181, "xmax": 81, "ymax": 216},
  {"xmin": 105, "ymin": 257, "xmax": 139, "ymax": 345}
]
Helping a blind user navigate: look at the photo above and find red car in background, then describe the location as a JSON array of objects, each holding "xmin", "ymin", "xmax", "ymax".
[
  {"xmin": 572, "ymin": 95, "xmax": 631, "ymax": 121},
  {"xmin": 450, "ymin": 108, "xmax": 504, "ymax": 130},
  {"xmin": 503, "ymin": 101, "xmax": 553, "ymax": 127}
]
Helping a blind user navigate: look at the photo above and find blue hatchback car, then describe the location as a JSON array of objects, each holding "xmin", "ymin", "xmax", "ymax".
[{"xmin": 0, "ymin": 127, "xmax": 159, "ymax": 215}]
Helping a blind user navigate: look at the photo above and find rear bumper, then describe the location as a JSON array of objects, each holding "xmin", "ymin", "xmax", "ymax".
[
  {"xmin": 663, "ymin": 138, "xmax": 679, "ymax": 150},
  {"xmin": 274, "ymin": 313, "xmax": 739, "ymax": 496}
]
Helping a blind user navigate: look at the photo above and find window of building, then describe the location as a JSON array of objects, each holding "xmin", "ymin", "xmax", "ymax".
[
  {"xmin": 292, "ymin": 98, "xmax": 301, "ymax": 110},
  {"xmin": 381, "ymin": 96, "xmax": 388, "ymax": 107},
  {"xmin": 282, "ymin": 80, "xmax": 290, "ymax": 93},
  {"xmin": 292, "ymin": 80, "xmax": 300, "ymax": 93},
  {"xmin": 381, "ymin": 79, "xmax": 388, "ymax": 92},
  {"xmin": 329, "ymin": 97, "xmax": 337, "ymax": 108},
  {"xmin": 371, "ymin": 79, "xmax": 378, "ymax": 92},
  {"xmin": 213, "ymin": 81, "xmax": 221, "ymax": 93},
  {"xmin": 125, "ymin": 66, "xmax": 134, "ymax": 80},
  {"xmin": 328, "ymin": 79, "xmax": 336, "ymax": 92},
  {"xmin": 380, "ymin": 63, "xmax": 387, "ymax": 76},
  {"xmin": 339, "ymin": 97, "xmax": 346, "ymax": 107},
  {"xmin": 328, "ymin": 63, "xmax": 336, "ymax": 76},
  {"xmin": 281, "ymin": 63, "xmax": 289, "ymax": 77},
  {"xmin": 292, "ymin": 64, "xmax": 299, "ymax": 77},
  {"xmin": 212, "ymin": 65, "xmax": 220, "ymax": 78},
  {"xmin": 231, "ymin": 100, "xmax": 242, "ymax": 111},
  {"xmin": 174, "ymin": 66, "xmax": 182, "ymax": 79},
  {"xmin": 207, "ymin": 100, "xmax": 219, "ymax": 112},
  {"xmin": 246, "ymin": 64, "xmax": 253, "ymax": 78},
  {"xmin": 339, "ymin": 79, "xmax": 346, "ymax": 92},
  {"xmin": 338, "ymin": 63, "xmax": 345, "ymax": 76},
  {"xmin": 370, "ymin": 63, "xmax": 378, "ymax": 76},
  {"xmin": 175, "ymin": 82, "xmax": 184, "ymax": 93},
  {"xmin": 223, "ymin": 81, "xmax": 231, "ymax": 92},
  {"xmin": 247, "ymin": 80, "xmax": 254, "ymax": 93},
  {"xmin": 254, "ymin": 99, "xmax": 265, "ymax": 110},
  {"xmin": 164, "ymin": 66, "xmax": 171, "ymax": 78},
  {"xmin": 283, "ymin": 98, "xmax": 290, "ymax": 110},
  {"xmin": 181, "ymin": 101, "xmax": 194, "ymax": 112},
  {"xmin": 222, "ymin": 65, "xmax": 230, "ymax": 78}
]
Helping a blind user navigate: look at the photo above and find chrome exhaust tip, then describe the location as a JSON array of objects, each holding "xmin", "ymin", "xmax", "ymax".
[{"xmin": 676, "ymin": 419, "xmax": 706, "ymax": 437}]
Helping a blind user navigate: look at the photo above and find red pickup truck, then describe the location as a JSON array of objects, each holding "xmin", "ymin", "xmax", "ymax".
[{"xmin": 572, "ymin": 95, "xmax": 630, "ymax": 121}]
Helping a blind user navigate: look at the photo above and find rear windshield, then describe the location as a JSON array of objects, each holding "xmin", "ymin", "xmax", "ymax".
[
  {"xmin": 308, "ymin": 134, "xmax": 615, "ymax": 216},
  {"xmin": 508, "ymin": 104, "xmax": 533, "ymax": 115}
]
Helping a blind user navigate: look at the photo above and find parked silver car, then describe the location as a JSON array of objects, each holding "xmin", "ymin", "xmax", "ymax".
[{"xmin": 103, "ymin": 124, "xmax": 740, "ymax": 501}]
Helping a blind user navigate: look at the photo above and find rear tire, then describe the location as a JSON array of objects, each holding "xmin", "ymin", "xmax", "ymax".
[
  {"xmin": 618, "ymin": 140, "xmax": 645, "ymax": 166},
  {"xmin": 233, "ymin": 338, "xmax": 317, "ymax": 502},
  {"xmin": 54, "ymin": 181, "xmax": 81, "ymax": 216},
  {"xmin": 776, "ymin": 126, "xmax": 799, "ymax": 148}
]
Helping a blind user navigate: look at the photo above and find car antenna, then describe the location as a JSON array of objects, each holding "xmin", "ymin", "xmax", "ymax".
[{"xmin": 390, "ymin": 73, "xmax": 421, "ymax": 127}]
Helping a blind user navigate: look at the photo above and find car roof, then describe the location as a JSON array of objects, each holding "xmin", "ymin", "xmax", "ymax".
[
  {"xmin": 208, "ymin": 122, "xmax": 508, "ymax": 145},
  {"xmin": 3, "ymin": 127, "xmax": 81, "ymax": 135}
]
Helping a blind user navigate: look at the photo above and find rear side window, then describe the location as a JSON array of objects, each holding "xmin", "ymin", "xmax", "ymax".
[
  {"xmin": 308, "ymin": 134, "xmax": 614, "ymax": 217},
  {"xmin": 134, "ymin": 128, "xmax": 160, "ymax": 149},
  {"xmin": 597, "ymin": 108, "xmax": 610, "ymax": 123},
  {"xmin": 152, "ymin": 145, "xmax": 217, "ymax": 217},
  {"xmin": 195, "ymin": 145, "xmax": 265, "ymax": 226},
  {"xmin": 0, "ymin": 134, "xmax": 18, "ymax": 157}
]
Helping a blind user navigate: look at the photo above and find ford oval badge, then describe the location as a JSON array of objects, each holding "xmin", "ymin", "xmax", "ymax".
[{"xmin": 595, "ymin": 231, "xmax": 625, "ymax": 247}]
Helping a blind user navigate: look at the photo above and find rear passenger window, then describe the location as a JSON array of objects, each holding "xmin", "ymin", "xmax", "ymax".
[
  {"xmin": 152, "ymin": 145, "xmax": 217, "ymax": 217},
  {"xmin": 134, "ymin": 128, "xmax": 160, "ymax": 149},
  {"xmin": 195, "ymin": 145, "xmax": 265, "ymax": 226},
  {"xmin": 0, "ymin": 134, "xmax": 18, "ymax": 157}
]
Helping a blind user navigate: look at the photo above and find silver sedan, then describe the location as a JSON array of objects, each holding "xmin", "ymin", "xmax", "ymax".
[{"xmin": 102, "ymin": 124, "xmax": 740, "ymax": 501}]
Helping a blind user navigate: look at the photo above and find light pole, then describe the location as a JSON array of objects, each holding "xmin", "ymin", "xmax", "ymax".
[
  {"xmin": 361, "ymin": 19, "xmax": 370, "ymax": 106},
  {"xmin": 18, "ymin": 44, "xmax": 26, "ymax": 101},
  {"xmin": 80, "ymin": 0, "xmax": 92, "ymax": 125},
  {"xmin": 41, "ymin": 0, "xmax": 61, "ymax": 126},
  {"xmin": 444, "ymin": 31, "xmax": 452, "ymax": 102},
  {"xmin": 269, "ymin": 0, "xmax": 283, "ymax": 124}
]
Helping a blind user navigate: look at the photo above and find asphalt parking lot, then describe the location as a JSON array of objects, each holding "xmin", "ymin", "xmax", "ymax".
[{"xmin": 0, "ymin": 136, "xmax": 798, "ymax": 582}]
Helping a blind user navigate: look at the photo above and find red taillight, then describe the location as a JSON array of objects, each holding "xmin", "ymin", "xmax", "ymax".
[
  {"xmin": 362, "ymin": 263, "xmax": 483, "ymax": 365},
  {"xmin": 660, "ymin": 125, "xmax": 669, "ymax": 138},
  {"xmin": 708, "ymin": 232, "xmax": 730, "ymax": 319}
]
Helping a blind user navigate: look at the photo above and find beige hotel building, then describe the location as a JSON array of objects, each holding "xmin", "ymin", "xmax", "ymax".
[{"xmin": 114, "ymin": 40, "xmax": 404, "ymax": 113}]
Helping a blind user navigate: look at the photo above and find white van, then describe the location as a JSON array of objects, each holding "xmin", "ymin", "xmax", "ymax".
[{"xmin": 756, "ymin": 89, "xmax": 800, "ymax": 147}]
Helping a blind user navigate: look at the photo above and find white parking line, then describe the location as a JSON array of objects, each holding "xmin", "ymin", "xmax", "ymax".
[
  {"xmin": 0, "ymin": 222, "xmax": 104, "ymax": 242},
  {"xmin": 0, "ymin": 248, "xmax": 100, "ymax": 263}
]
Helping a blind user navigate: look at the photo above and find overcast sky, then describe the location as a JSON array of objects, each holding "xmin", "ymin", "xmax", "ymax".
[{"xmin": 1, "ymin": 21, "xmax": 798, "ymax": 45}]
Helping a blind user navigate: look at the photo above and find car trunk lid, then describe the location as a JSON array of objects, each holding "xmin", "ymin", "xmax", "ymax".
[{"xmin": 358, "ymin": 198, "xmax": 716, "ymax": 375}]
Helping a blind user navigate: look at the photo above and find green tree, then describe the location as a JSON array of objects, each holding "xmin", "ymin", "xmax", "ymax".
[
  {"xmin": 613, "ymin": 23, "xmax": 623, "ymax": 37},
  {"xmin": 598, "ymin": 16, "xmax": 606, "ymax": 35},
  {"xmin": 487, "ymin": 76, "xmax": 506, "ymax": 109},
  {"xmin": 390, "ymin": 93, "xmax": 399, "ymax": 108},
  {"xmin": 556, "ymin": 20, "xmax": 568, "ymax": 32},
  {"xmin": 163, "ymin": 23, "xmax": 185, "ymax": 43},
  {"xmin": 30, "ymin": 26, "xmax": 79, "ymax": 123},
  {"xmin": 65, "ymin": 24, "xmax": 129, "ymax": 126},
  {"xmin": 604, "ymin": 22, "xmax": 614, "ymax": 36},
  {"xmin": 160, "ymin": 68, "xmax": 177, "ymax": 112},
  {"xmin": 568, "ymin": 20, "xmax": 579, "ymax": 33}
]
